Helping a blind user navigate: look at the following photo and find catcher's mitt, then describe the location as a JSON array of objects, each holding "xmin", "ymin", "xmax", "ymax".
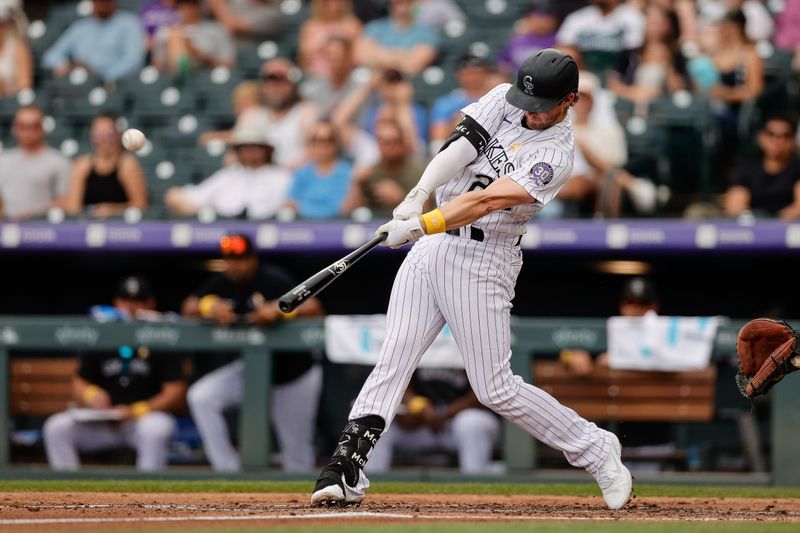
[{"xmin": 736, "ymin": 318, "xmax": 800, "ymax": 398}]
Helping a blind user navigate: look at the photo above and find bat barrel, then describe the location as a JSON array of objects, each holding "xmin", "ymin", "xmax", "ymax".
[
  {"xmin": 278, "ymin": 298, "xmax": 294, "ymax": 313},
  {"xmin": 278, "ymin": 293, "xmax": 303, "ymax": 313},
  {"xmin": 276, "ymin": 233, "xmax": 387, "ymax": 314}
]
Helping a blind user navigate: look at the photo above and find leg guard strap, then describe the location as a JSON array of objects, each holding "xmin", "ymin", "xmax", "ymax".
[{"xmin": 325, "ymin": 415, "xmax": 385, "ymax": 486}]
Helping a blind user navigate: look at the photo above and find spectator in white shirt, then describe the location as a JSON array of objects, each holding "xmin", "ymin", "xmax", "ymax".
[
  {"xmin": 696, "ymin": 0, "xmax": 774, "ymax": 43},
  {"xmin": 236, "ymin": 58, "xmax": 319, "ymax": 170},
  {"xmin": 556, "ymin": 0, "xmax": 645, "ymax": 73},
  {"xmin": 164, "ymin": 124, "xmax": 291, "ymax": 219}
]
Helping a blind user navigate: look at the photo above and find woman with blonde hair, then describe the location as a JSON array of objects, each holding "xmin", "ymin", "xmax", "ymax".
[
  {"xmin": 61, "ymin": 114, "xmax": 148, "ymax": 218},
  {"xmin": 298, "ymin": 0, "xmax": 362, "ymax": 77},
  {"xmin": 0, "ymin": 3, "xmax": 32, "ymax": 98}
]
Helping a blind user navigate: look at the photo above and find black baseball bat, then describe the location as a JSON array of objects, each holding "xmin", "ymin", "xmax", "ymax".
[{"xmin": 278, "ymin": 233, "xmax": 388, "ymax": 313}]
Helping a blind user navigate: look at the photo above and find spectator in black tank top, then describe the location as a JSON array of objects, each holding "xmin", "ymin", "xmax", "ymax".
[{"xmin": 61, "ymin": 114, "xmax": 148, "ymax": 218}]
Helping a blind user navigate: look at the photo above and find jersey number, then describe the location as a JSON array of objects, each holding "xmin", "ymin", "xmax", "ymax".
[
  {"xmin": 468, "ymin": 174, "xmax": 511, "ymax": 211},
  {"xmin": 468, "ymin": 174, "xmax": 495, "ymax": 192}
]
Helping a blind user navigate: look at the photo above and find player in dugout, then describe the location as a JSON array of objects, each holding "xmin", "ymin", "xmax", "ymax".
[
  {"xmin": 43, "ymin": 275, "xmax": 186, "ymax": 471},
  {"xmin": 183, "ymin": 233, "xmax": 324, "ymax": 472},
  {"xmin": 311, "ymin": 49, "xmax": 633, "ymax": 510}
]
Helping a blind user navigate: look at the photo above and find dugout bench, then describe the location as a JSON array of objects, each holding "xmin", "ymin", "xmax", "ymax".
[
  {"xmin": 534, "ymin": 362, "xmax": 717, "ymax": 422},
  {"xmin": 2, "ymin": 317, "xmax": 800, "ymax": 485},
  {"xmin": 533, "ymin": 361, "xmax": 717, "ymax": 470},
  {"xmin": 0, "ymin": 318, "xmax": 299, "ymax": 471},
  {"xmin": 11, "ymin": 358, "xmax": 76, "ymax": 418}
]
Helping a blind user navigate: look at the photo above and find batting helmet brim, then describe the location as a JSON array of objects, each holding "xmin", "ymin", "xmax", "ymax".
[{"xmin": 505, "ymin": 85, "xmax": 562, "ymax": 113}]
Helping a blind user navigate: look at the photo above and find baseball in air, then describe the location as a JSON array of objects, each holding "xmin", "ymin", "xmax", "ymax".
[{"xmin": 122, "ymin": 128, "xmax": 147, "ymax": 152}]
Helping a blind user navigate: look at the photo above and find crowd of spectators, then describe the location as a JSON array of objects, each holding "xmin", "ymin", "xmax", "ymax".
[{"xmin": 0, "ymin": 0, "xmax": 799, "ymax": 222}]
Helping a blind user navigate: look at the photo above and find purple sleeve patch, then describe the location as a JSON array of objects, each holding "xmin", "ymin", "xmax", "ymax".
[{"xmin": 529, "ymin": 162, "xmax": 554, "ymax": 187}]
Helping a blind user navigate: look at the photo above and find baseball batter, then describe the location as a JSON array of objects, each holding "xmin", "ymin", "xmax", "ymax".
[{"xmin": 311, "ymin": 49, "xmax": 633, "ymax": 510}]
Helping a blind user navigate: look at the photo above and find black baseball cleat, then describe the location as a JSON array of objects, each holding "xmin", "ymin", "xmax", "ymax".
[{"xmin": 310, "ymin": 458, "xmax": 368, "ymax": 507}]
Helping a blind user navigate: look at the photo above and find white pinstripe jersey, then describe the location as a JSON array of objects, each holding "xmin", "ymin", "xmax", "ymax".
[{"xmin": 435, "ymin": 83, "xmax": 575, "ymax": 236}]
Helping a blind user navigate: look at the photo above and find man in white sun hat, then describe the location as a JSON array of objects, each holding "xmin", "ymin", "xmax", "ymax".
[{"xmin": 164, "ymin": 123, "xmax": 291, "ymax": 220}]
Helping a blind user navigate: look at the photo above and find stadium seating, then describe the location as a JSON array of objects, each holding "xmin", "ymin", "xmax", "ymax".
[
  {"xmin": 123, "ymin": 76, "xmax": 195, "ymax": 126},
  {"xmin": 145, "ymin": 159, "xmax": 194, "ymax": 212},
  {"xmin": 648, "ymin": 95, "xmax": 718, "ymax": 200},
  {"xmin": 58, "ymin": 86, "xmax": 127, "ymax": 127},
  {"xmin": 187, "ymin": 68, "xmax": 244, "ymax": 126},
  {"xmin": 0, "ymin": 0, "xmax": 796, "ymax": 221},
  {"xmin": 173, "ymin": 144, "xmax": 227, "ymax": 184},
  {"xmin": 150, "ymin": 114, "xmax": 213, "ymax": 150}
]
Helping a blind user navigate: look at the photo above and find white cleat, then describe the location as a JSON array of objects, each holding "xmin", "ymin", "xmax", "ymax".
[
  {"xmin": 592, "ymin": 433, "xmax": 633, "ymax": 510},
  {"xmin": 310, "ymin": 469, "xmax": 369, "ymax": 507},
  {"xmin": 310, "ymin": 481, "xmax": 346, "ymax": 507}
]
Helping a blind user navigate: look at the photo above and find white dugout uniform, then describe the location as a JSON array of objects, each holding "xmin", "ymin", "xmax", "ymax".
[{"xmin": 349, "ymin": 83, "xmax": 613, "ymax": 473}]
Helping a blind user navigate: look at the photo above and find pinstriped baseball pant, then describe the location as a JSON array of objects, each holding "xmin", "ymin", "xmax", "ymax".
[{"xmin": 350, "ymin": 232, "xmax": 611, "ymax": 472}]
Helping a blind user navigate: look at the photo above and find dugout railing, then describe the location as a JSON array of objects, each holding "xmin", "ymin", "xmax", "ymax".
[{"xmin": 1, "ymin": 316, "xmax": 799, "ymax": 485}]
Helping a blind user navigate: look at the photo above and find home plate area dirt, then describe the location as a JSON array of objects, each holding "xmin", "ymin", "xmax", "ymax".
[{"xmin": 1, "ymin": 492, "xmax": 799, "ymax": 530}]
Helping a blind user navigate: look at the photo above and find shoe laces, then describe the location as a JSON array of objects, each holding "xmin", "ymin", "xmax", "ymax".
[
  {"xmin": 594, "ymin": 467, "xmax": 616, "ymax": 489},
  {"xmin": 593, "ymin": 450, "xmax": 623, "ymax": 490}
]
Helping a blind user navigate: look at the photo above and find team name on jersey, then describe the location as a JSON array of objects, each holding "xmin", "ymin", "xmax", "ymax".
[{"xmin": 484, "ymin": 138, "xmax": 515, "ymax": 177}]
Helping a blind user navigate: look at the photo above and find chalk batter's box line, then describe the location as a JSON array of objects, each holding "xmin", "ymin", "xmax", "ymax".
[{"xmin": 0, "ymin": 511, "xmax": 759, "ymax": 526}]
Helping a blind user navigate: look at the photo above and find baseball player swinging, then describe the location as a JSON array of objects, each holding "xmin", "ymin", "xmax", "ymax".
[{"xmin": 311, "ymin": 49, "xmax": 633, "ymax": 510}]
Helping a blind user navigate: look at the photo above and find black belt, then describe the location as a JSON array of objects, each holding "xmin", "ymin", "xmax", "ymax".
[
  {"xmin": 446, "ymin": 227, "xmax": 484, "ymax": 242},
  {"xmin": 446, "ymin": 227, "xmax": 522, "ymax": 246}
]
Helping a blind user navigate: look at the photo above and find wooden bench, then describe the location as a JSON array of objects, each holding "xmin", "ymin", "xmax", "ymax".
[
  {"xmin": 534, "ymin": 361, "xmax": 717, "ymax": 422},
  {"xmin": 11, "ymin": 358, "xmax": 76, "ymax": 417}
]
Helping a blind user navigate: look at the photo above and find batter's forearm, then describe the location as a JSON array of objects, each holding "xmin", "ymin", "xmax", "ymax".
[
  {"xmin": 419, "ymin": 177, "xmax": 533, "ymax": 233},
  {"xmin": 436, "ymin": 191, "xmax": 494, "ymax": 229}
]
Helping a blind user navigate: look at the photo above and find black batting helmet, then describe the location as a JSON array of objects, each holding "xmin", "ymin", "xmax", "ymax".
[{"xmin": 505, "ymin": 48, "xmax": 579, "ymax": 113}]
